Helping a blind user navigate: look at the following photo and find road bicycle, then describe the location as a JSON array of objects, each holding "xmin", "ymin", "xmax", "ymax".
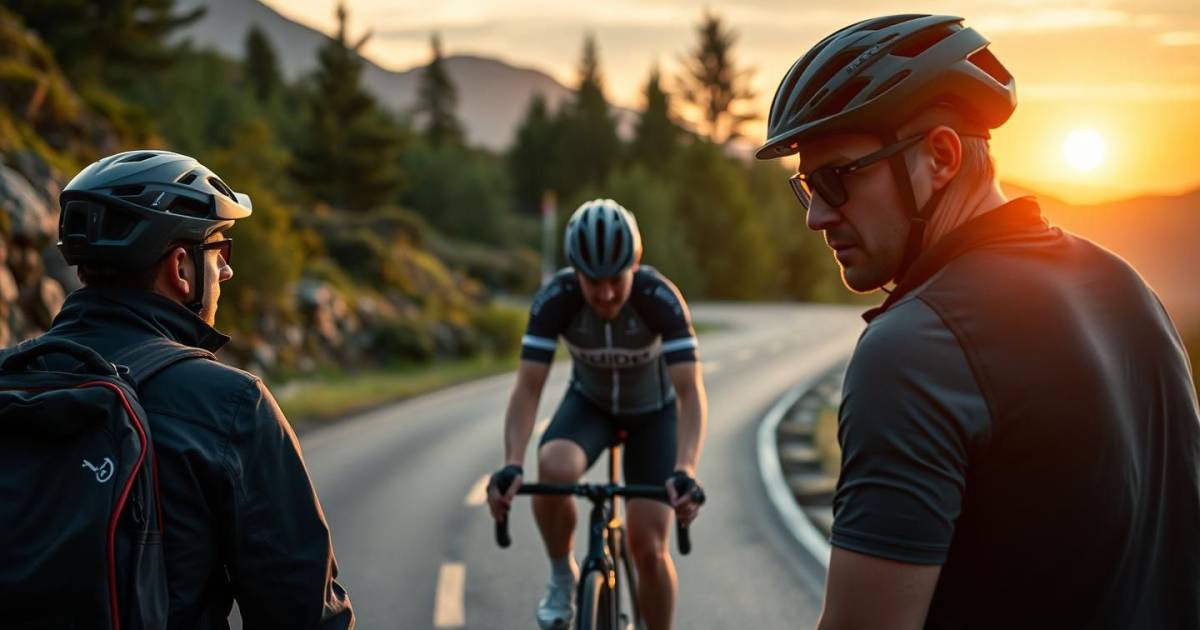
[{"xmin": 495, "ymin": 439, "xmax": 704, "ymax": 630}]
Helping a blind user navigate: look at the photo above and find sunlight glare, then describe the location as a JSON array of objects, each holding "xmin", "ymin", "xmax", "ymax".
[{"xmin": 1062, "ymin": 129, "xmax": 1106, "ymax": 173}]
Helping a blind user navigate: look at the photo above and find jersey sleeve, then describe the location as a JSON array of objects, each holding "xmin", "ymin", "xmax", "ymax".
[
  {"xmin": 832, "ymin": 297, "xmax": 990, "ymax": 565},
  {"xmin": 633, "ymin": 269, "xmax": 698, "ymax": 364},
  {"xmin": 520, "ymin": 272, "xmax": 581, "ymax": 363}
]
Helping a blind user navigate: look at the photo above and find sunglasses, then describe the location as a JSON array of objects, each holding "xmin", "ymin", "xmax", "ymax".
[
  {"xmin": 788, "ymin": 133, "xmax": 927, "ymax": 210},
  {"xmin": 194, "ymin": 238, "xmax": 233, "ymax": 266}
]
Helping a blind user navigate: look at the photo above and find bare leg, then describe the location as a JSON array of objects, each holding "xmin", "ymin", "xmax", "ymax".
[
  {"xmin": 626, "ymin": 498, "xmax": 676, "ymax": 630},
  {"xmin": 532, "ymin": 439, "xmax": 587, "ymax": 557}
]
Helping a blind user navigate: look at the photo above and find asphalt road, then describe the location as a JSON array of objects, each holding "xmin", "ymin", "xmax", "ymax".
[{"xmin": 284, "ymin": 303, "xmax": 864, "ymax": 629}]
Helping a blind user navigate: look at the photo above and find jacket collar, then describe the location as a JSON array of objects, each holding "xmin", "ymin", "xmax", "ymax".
[
  {"xmin": 49, "ymin": 287, "xmax": 230, "ymax": 352},
  {"xmin": 863, "ymin": 197, "xmax": 1050, "ymax": 323}
]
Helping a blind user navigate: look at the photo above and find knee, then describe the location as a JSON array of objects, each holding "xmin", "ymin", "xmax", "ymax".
[
  {"xmin": 627, "ymin": 529, "xmax": 669, "ymax": 568},
  {"xmin": 538, "ymin": 441, "xmax": 584, "ymax": 483}
]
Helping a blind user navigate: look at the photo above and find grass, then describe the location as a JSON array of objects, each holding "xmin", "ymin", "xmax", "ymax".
[
  {"xmin": 274, "ymin": 354, "xmax": 519, "ymax": 428},
  {"xmin": 813, "ymin": 404, "xmax": 842, "ymax": 478}
]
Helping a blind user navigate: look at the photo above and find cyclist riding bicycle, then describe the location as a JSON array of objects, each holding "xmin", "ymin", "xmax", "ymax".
[{"xmin": 487, "ymin": 199, "xmax": 708, "ymax": 630}]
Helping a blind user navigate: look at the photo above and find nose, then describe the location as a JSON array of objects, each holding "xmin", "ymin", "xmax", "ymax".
[
  {"xmin": 805, "ymin": 196, "xmax": 841, "ymax": 233},
  {"xmin": 598, "ymin": 282, "xmax": 615, "ymax": 301},
  {"xmin": 219, "ymin": 263, "xmax": 234, "ymax": 283}
]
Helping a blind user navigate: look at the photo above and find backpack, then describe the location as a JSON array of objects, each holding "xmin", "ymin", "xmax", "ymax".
[{"xmin": 0, "ymin": 336, "xmax": 215, "ymax": 629}]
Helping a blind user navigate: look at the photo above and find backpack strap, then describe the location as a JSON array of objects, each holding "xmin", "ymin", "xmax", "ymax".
[{"xmin": 109, "ymin": 339, "xmax": 217, "ymax": 391}]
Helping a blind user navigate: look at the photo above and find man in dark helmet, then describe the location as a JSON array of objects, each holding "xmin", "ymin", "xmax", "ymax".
[
  {"xmin": 43, "ymin": 150, "xmax": 354, "ymax": 628},
  {"xmin": 486, "ymin": 199, "xmax": 708, "ymax": 630},
  {"xmin": 758, "ymin": 14, "xmax": 1198, "ymax": 629}
]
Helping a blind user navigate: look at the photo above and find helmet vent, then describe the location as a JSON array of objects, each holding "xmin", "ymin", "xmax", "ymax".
[
  {"xmin": 799, "ymin": 49, "xmax": 862, "ymax": 110},
  {"xmin": 119, "ymin": 152, "xmax": 157, "ymax": 163},
  {"xmin": 177, "ymin": 171, "xmax": 198, "ymax": 186},
  {"xmin": 100, "ymin": 208, "xmax": 138, "ymax": 241},
  {"xmin": 167, "ymin": 196, "xmax": 210, "ymax": 218},
  {"xmin": 207, "ymin": 176, "xmax": 236, "ymax": 200},
  {"xmin": 111, "ymin": 185, "xmax": 145, "ymax": 197},
  {"xmin": 611, "ymin": 229, "xmax": 625, "ymax": 265},
  {"xmin": 576, "ymin": 230, "xmax": 593, "ymax": 267},
  {"xmin": 813, "ymin": 78, "xmax": 870, "ymax": 120},
  {"xmin": 866, "ymin": 70, "xmax": 911, "ymax": 100},
  {"xmin": 890, "ymin": 24, "xmax": 957, "ymax": 58},
  {"xmin": 967, "ymin": 49, "xmax": 1012, "ymax": 85}
]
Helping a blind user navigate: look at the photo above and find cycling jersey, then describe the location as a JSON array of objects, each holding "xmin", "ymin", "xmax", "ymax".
[
  {"xmin": 520, "ymin": 267, "xmax": 698, "ymax": 415},
  {"xmin": 836, "ymin": 198, "xmax": 1200, "ymax": 628}
]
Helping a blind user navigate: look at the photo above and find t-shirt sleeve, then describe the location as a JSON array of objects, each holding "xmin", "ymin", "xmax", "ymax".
[
  {"xmin": 633, "ymin": 270, "xmax": 698, "ymax": 364},
  {"xmin": 831, "ymin": 297, "xmax": 990, "ymax": 565},
  {"xmin": 520, "ymin": 273, "xmax": 579, "ymax": 363}
]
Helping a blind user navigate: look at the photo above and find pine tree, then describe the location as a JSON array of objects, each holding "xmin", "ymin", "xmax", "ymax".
[
  {"xmin": 509, "ymin": 93, "xmax": 558, "ymax": 214},
  {"xmin": 7, "ymin": 0, "xmax": 204, "ymax": 89},
  {"xmin": 631, "ymin": 65, "xmax": 680, "ymax": 171},
  {"xmin": 289, "ymin": 2, "xmax": 402, "ymax": 212},
  {"xmin": 244, "ymin": 25, "xmax": 281, "ymax": 103},
  {"xmin": 678, "ymin": 10, "xmax": 757, "ymax": 143},
  {"xmin": 415, "ymin": 32, "xmax": 464, "ymax": 148},
  {"xmin": 562, "ymin": 34, "xmax": 619, "ymax": 195}
]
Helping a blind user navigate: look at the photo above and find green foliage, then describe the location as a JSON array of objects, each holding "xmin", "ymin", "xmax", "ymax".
[
  {"xmin": 427, "ymin": 236, "xmax": 541, "ymax": 294},
  {"xmin": 631, "ymin": 67, "xmax": 679, "ymax": 171},
  {"xmin": 471, "ymin": 303, "xmax": 527, "ymax": 357},
  {"xmin": 371, "ymin": 316, "xmax": 436, "ymax": 363},
  {"xmin": 670, "ymin": 141, "xmax": 776, "ymax": 299},
  {"xmin": 678, "ymin": 10, "xmax": 757, "ymax": 143},
  {"xmin": 559, "ymin": 35, "xmax": 619, "ymax": 197},
  {"xmin": 401, "ymin": 141, "xmax": 511, "ymax": 245},
  {"xmin": 289, "ymin": 3, "xmax": 404, "ymax": 212},
  {"xmin": 244, "ymin": 26, "xmax": 282, "ymax": 104},
  {"xmin": 508, "ymin": 94, "xmax": 559, "ymax": 215},
  {"xmin": 416, "ymin": 33, "xmax": 464, "ymax": 149},
  {"xmin": 206, "ymin": 121, "xmax": 303, "ymax": 334},
  {"xmin": 5, "ymin": 0, "xmax": 203, "ymax": 91}
]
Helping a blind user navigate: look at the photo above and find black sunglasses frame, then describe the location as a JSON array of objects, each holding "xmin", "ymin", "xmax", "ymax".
[
  {"xmin": 193, "ymin": 238, "xmax": 233, "ymax": 266},
  {"xmin": 788, "ymin": 133, "xmax": 927, "ymax": 210}
]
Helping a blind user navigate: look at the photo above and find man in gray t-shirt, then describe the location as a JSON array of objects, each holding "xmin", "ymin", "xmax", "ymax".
[{"xmin": 758, "ymin": 14, "xmax": 1199, "ymax": 630}]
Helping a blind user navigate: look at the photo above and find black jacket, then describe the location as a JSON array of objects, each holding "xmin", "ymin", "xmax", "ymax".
[{"xmin": 41, "ymin": 288, "xmax": 354, "ymax": 630}]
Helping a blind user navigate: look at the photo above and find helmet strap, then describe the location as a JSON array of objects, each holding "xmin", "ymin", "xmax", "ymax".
[
  {"xmin": 884, "ymin": 131, "xmax": 949, "ymax": 283},
  {"xmin": 184, "ymin": 244, "xmax": 207, "ymax": 315}
]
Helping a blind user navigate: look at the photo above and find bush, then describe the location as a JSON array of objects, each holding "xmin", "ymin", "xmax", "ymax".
[
  {"xmin": 371, "ymin": 317, "xmax": 436, "ymax": 363},
  {"xmin": 472, "ymin": 303, "xmax": 527, "ymax": 357}
]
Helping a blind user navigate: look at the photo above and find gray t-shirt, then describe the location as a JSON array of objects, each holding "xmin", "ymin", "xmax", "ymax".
[{"xmin": 833, "ymin": 284, "xmax": 990, "ymax": 564}]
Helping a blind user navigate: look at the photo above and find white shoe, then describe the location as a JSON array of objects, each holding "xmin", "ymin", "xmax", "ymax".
[{"xmin": 536, "ymin": 574, "xmax": 576, "ymax": 629}]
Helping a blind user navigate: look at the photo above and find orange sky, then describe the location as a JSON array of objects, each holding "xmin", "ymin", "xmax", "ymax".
[{"xmin": 261, "ymin": 1, "xmax": 1200, "ymax": 204}]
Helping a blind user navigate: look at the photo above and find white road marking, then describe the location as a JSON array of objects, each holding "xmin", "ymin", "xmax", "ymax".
[
  {"xmin": 433, "ymin": 562, "xmax": 466, "ymax": 628},
  {"xmin": 534, "ymin": 416, "xmax": 551, "ymax": 436},
  {"xmin": 703, "ymin": 361, "xmax": 721, "ymax": 374},
  {"xmin": 464, "ymin": 474, "xmax": 490, "ymax": 506}
]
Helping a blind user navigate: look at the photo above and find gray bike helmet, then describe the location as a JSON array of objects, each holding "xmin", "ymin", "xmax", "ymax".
[
  {"xmin": 58, "ymin": 150, "xmax": 252, "ymax": 312},
  {"xmin": 756, "ymin": 14, "xmax": 1016, "ymax": 160},
  {"xmin": 564, "ymin": 199, "xmax": 642, "ymax": 279}
]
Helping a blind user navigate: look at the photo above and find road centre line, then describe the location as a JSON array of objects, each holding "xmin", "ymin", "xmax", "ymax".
[{"xmin": 433, "ymin": 562, "xmax": 466, "ymax": 628}]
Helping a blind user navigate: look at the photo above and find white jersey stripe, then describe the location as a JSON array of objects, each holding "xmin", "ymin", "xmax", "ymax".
[
  {"xmin": 661, "ymin": 337, "xmax": 698, "ymax": 354},
  {"xmin": 521, "ymin": 335, "xmax": 558, "ymax": 351}
]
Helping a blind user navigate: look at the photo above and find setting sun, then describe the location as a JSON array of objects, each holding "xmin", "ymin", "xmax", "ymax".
[{"xmin": 1062, "ymin": 129, "xmax": 1106, "ymax": 173}]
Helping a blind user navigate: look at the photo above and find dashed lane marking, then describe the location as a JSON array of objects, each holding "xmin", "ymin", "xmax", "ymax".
[{"xmin": 434, "ymin": 562, "xmax": 466, "ymax": 628}]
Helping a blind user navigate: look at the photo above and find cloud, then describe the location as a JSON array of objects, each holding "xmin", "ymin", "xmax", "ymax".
[{"xmin": 1159, "ymin": 31, "xmax": 1200, "ymax": 46}]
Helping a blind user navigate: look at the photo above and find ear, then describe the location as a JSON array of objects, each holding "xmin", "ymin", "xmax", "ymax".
[
  {"xmin": 154, "ymin": 246, "xmax": 193, "ymax": 302},
  {"xmin": 926, "ymin": 125, "xmax": 963, "ymax": 191}
]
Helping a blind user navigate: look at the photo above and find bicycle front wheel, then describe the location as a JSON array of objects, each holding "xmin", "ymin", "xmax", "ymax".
[{"xmin": 576, "ymin": 570, "xmax": 613, "ymax": 630}]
